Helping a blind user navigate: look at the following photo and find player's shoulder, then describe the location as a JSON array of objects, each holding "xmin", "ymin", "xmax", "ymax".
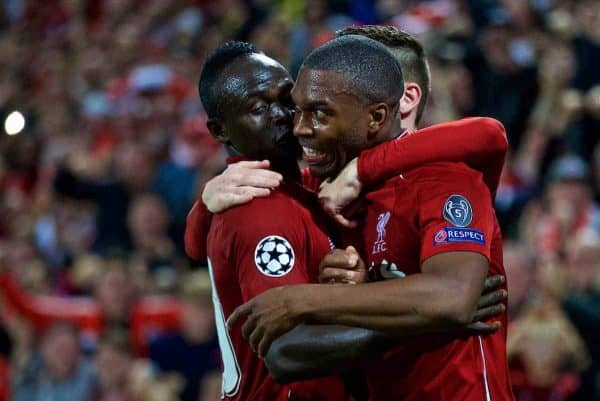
[
  {"xmin": 421, "ymin": 117, "xmax": 505, "ymax": 135},
  {"xmin": 214, "ymin": 186, "xmax": 306, "ymax": 230}
]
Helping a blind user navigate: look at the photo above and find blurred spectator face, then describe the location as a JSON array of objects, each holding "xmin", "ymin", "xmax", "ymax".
[
  {"xmin": 566, "ymin": 231, "xmax": 600, "ymax": 291},
  {"xmin": 180, "ymin": 271, "xmax": 215, "ymax": 343},
  {"xmin": 498, "ymin": 0, "xmax": 536, "ymax": 31},
  {"xmin": 508, "ymin": 300, "xmax": 589, "ymax": 387},
  {"xmin": 250, "ymin": 16, "xmax": 291, "ymax": 70},
  {"xmin": 585, "ymin": 85, "xmax": 600, "ymax": 118},
  {"xmin": 576, "ymin": 0, "xmax": 600, "ymax": 44},
  {"xmin": 172, "ymin": 115, "xmax": 222, "ymax": 168},
  {"xmin": 127, "ymin": 360, "xmax": 154, "ymax": 400},
  {"xmin": 41, "ymin": 325, "xmax": 81, "ymax": 381},
  {"xmin": 480, "ymin": 26, "xmax": 514, "ymax": 74},
  {"xmin": 546, "ymin": 180, "xmax": 589, "ymax": 225},
  {"xmin": 182, "ymin": 300, "xmax": 214, "ymax": 343},
  {"xmin": 305, "ymin": 0, "xmax": 327, "ymax": 24},
  {"xmin": 503, "ymin": 243, "xmax": 534, "ymax": 314},
  {"xmin": 128, "ymin": 194, "xmax": 169, "ymax": 241},
  {"xmin": 377, "ymin": 0, "xmax": 407, "ymax": 18},
  {"xmin": 95, "ymin": 266, "xmax": 133, "ymax": 322},
  {"xmin": 114, "ymin": 144, "xmax": 153, "ymax": 192},
  {"xmin": 545, "ymin": 155, "xmax": 592, "ymax": 229},
  {"xmin": 199, "ymin": 371, "xmax": 222, "ymax": 401},
  {"xmin": 95, "ymin": 339, "xmax": 131, "ymax": 392},
  {"xmin": 538, "ymin": 44, "xmax": 574, "ymax": 88},
  {"xmin": 3, "ymin": 239, "xmax": 37, "ymax": 272}
]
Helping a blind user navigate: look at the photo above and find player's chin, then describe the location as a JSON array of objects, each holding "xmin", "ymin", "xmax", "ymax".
[{"xmin": 306, "ymin": 156, "xmax": 337, "ymax": 178}]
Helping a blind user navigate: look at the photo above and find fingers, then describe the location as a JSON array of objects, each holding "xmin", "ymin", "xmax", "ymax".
[
  {"xmin": 257, "ymin": 332, "xmax": 276, "ymax": 358},
  {"xmin": 225, "ymin": 161, "xmax": 283, "ymax": 187},
  {"xmin": 483, "ymin": 275, "xmax": 505, "ymax": 292},
  {"xmin": 345, "ymin": 245, "xmax": 358, "ymax": 255},
  {"xmin": 477, "ymin": 289, "xmax": 508, "ymax": 309},
  {"xmin": 235, "ymin": 160, "xmax": 271, "ymax": 169},
  {"xmin": 234, "ymin": 186, "xmax": 272, "ymax": 198},
  {"xmin": 319, "ymin": 247, "xmax": 367, "ymax": 283},
  {"xmin": 320, "ymin": 196, "xmax": 341, "ymax": 217},
  {"xmin": 319, "ymin": 250, "xmax": 358, "ymax": 277},
  {"xmin": 320, "ymin": 267, "xmax": 363, "ymax": 284},
  {"xmin": 241, "ymin": 314, "xmax": 258, "ymax": 341},
  {"xmin": 247, "ymin": 322, "xmax": 264, "ymax": 353},
  {"xmin": 334, "ymin": 213, "xmax": 359, "ymax": 228},
  {"xmin": 472, "ymin": 304, "xmax": 506, "ymax": 322},
  {"xmin": 227, "ymin": 302, "xmax": 252, "ymax": 329},
  {"xmin": 232, "ymin": 171, "xmax": 283, "ymax": 188},
  {"xmin": 466, "ymin": 321, "xmax": 502, "ymax": 333},
  {"xmin": 214, "ymin": 188, "xmax": 271, "ymax": 212}
]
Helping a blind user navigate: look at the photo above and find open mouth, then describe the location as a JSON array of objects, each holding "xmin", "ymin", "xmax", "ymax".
[{"xmin": 301, "ymin": 146, "xmax": 328, "ymax": 164}]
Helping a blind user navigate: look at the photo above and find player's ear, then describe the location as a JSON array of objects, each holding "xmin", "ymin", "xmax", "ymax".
[
  {"xmin": 207, "ymin": 118, "xmax": 229, "ymax": 144},
  {"xmin": 367, "ymin": 103, "xmax": 390, "ymax": 139},
  {"xmin": 399, "ymin": 82, "xmax": 421, "ymax": 119}
]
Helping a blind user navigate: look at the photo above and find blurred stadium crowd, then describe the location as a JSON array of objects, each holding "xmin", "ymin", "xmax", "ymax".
[{"xmin": 0, "ymin": 0, "xmax": 598, "ymax": 401}]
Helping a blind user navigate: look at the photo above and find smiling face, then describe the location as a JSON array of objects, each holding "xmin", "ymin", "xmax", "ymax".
[
  {"xmin": 292, "ymin": 68, "xmax": 374, "ymax": 177},
  {"xmin": 212, "ymin": 54, "xmax": 299, "ymax": 161}
]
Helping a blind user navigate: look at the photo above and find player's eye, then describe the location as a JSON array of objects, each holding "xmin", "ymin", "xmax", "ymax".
[
  {"xmin": 250, "ymin": 103, "xmax": 267, "ymax": 115},
  {"xmin": 315, "ymin": 109, "xmax": 326, "ymax": 120}
]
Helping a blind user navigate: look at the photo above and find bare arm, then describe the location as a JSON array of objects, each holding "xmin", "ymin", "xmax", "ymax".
[
  {"xmin": 264, "ymin": 324, "xmax": 392, "ymax": 383},
  {"xmin": 264, "ymin": 279, "xmax": 505, "ymax": 384},
  {"xmin": 298, "ymin": 252, "xmax": 488, "ymax": 334}
]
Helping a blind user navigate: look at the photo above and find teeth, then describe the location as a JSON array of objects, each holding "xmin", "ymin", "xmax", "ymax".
[{"xmin": 302, "ymin": 146, "xmax": 320, "ymax": 156}]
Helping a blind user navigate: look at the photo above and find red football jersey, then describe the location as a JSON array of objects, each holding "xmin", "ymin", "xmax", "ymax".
[
  {"xmin": 361, "ymin": 162, "xmax": 514, "ymax": 401},
  {"xmin": 200, "ymin": 180, "xmax": 346, "ymax": 401}
]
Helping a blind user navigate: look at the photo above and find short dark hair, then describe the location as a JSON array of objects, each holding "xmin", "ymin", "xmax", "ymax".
[
  {"xmin": 301, "ymin": 35, "xmax": 404, "ymax": 106},
  {"xmin": 198, "ymin": 41, "xmax": 260, "ymax": 119},
  {"xmin": 336, "ymin": 26, "xmax": 431, "ymax": 124}
]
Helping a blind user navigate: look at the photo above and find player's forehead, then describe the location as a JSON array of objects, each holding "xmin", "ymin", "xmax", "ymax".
[
  {"xmin": 221, "ymin": 55, "xmax": 292, "ymax": 100},
  {"xmin": 292, "ymin": 67, "xmax": 354, "ymax": 106}
]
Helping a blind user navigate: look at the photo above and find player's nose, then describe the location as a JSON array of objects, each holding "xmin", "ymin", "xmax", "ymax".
[{"xmin": 293, "ymin": 109, "xmax": 312, "ymax": 137}]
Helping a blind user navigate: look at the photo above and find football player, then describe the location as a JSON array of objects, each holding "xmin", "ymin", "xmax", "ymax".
[{"xmin": 196, "ymin": 41, "xmax": 347, "ymax": 401}]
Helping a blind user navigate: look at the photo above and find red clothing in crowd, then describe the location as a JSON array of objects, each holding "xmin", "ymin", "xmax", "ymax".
[{"xmin": 0, "ymin": 272, "xmax": 182, "ymax": 355}]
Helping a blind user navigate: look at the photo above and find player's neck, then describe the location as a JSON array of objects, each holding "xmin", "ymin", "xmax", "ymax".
[
  {"xmin": 269, "ymin": 157, "xmax": 301, "ymax": 183},
  {"xmin": 372, "ymin": 118, "xmax": 404, "ymax": 145}
]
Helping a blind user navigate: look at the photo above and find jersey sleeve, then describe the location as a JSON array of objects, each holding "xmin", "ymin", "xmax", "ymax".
[
  {"xmin": 185, "ymin": 199, "xmax": 212, "ymax": 261},
  {"xmin": 414, "ymin": 165, "xmax": 496, "ymax": 264},
  {"xmin": 357, "ymin": 117, "xmax": 507, "ymax": 195},
  {"xmin": 224, "ymin": 197, "xmax": 313, "ymax": 301}
]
